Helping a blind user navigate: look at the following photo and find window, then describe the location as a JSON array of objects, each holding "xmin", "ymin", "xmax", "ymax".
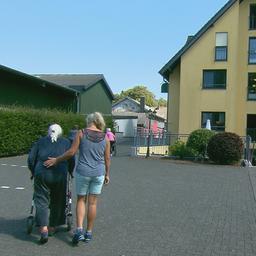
[
  {"xmin": 248, "ymin": 73, "xmax": 256, "ymax": 100},
  {"xmin": 201, "ymin": 112, "xmax": 225, "ymax": 131},
  {"xmin": 247, "ymin": 114, "xmax": 256, "ymax": 142},
  {"xmin": 249, "ymin": 37, "xmax": 256, "ymax": 64},
  {"xmin": 249, "ymin": 4, "xmax": 256, "ymax": 30},
  {"xmin": 203, "ymin": 70, "xmax": 227, "ymax": 89},
  {"xmin": 215, "ymin": 32, "xmax": 228, "ymax": 61}
]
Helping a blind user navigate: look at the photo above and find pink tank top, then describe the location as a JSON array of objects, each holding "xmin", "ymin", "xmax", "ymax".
[{"xmin": 106, "ymin": 131, "xmax": 115, "ymax": 141}]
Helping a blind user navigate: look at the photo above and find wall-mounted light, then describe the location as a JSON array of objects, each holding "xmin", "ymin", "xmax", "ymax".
[{"xmin": 161, "ymin": 79, "xmax": 169, "ymax": 93}]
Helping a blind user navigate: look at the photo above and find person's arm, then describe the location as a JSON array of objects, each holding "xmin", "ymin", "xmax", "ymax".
[
  {"xmin": 44, "ymin": 130, "xmax": 81, "ymax": 168},
  {"xmin": 104, "ymin": 139, "xmax": 111, "ymax": 185}
]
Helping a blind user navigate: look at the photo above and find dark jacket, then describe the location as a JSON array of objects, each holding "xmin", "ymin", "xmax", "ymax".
[{"xmin": 28, "ymin": 136, "xmax": 75, "ymax": 176}]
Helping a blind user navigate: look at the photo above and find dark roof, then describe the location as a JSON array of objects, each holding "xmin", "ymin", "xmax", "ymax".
[
  {"xmin": 159, "ymin": 0, "xmax": 241, "ymax": 80},
  {"xmin": 35, "ymin": 74, "xmax": 114, "ymax": 99},
  {"xmin": 0, "ymin": 64, "xmax": 77, "ymax": 94},
  {"xmin": 112, "ymin": 96, "xmax": 151, "ymax": 111}
]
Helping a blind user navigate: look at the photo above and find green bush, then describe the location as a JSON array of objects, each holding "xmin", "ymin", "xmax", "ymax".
[
  {"xmin": 186, "ymin": 129, "xmax": 215, "ymax": 156},
  {"xmin": 207, "ymin": 132, "xmax": 244, "ymax": 165},
  {"xmin": 169, "ymin": 140, "xmax": 196, "ymax": 160},
  {"xmin": 0, "ymin": 105, "xmax": 113, "ymax": 157}
]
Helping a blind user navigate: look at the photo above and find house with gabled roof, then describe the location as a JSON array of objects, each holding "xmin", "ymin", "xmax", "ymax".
[
  {"xmin": 159, "ymin": 0, "xmax": 256, "ymax": 140},
  {"xmin": 112, "ymin": 96, "xmax": 166, "ymax": 137},
  {"xmin": 35, "ymin": 74, "xmax": 114, "ymax": 115}
]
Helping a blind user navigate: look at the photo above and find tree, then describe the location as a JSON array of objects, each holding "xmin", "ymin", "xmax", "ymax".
[
  {"xmin": 114, "ymin": 85, "xmax": 157, "ymax": 107},
  {"xmin": 157, "ymin": 98, "xmax": 167, "ymax": 107}
]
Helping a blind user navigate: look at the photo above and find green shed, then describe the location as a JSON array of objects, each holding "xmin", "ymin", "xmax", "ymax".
[
  {"xmin": 35, "ymin": 74, "xmax": 114, "ymax": 115},
  {"xmin": 0, "ymin": 65, "xmax": 77, "ymax": 111}
]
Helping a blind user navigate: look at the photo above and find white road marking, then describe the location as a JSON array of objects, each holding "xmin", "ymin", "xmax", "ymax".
[
  {"xmin": 0, "ymin": 163, "xmax": 28, "ymax": 168},
  {"xmin": 1, "ymin": 186, "xmax": 10, "ymax": 189},
  {"xmin": 15, "ymin": 187, "xmax": 25, "ymax": 190}
]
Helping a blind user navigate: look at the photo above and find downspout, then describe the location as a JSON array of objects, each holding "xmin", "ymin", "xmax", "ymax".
[{"xmin": 76, "ymin": 92, "xmax": 80, "ymax": 113}]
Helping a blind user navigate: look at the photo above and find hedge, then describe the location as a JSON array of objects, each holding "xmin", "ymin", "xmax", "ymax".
[
  {"xmin": 207, "ymin": 132, "xmax": 244, "ymax": 165},
  {"xmin": 0, "ymin": 106, "xmax": 113, "ymax": 157}
]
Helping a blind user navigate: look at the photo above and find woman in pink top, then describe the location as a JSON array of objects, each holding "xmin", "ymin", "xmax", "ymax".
[{"xmin": 105, "ymin": 128, "xmax": 116, "ymax": 155}]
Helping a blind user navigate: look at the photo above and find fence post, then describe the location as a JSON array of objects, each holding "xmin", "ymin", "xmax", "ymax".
[{"xmin": 246, "ymin": 135, "xmax": 252, "ymax": 161}]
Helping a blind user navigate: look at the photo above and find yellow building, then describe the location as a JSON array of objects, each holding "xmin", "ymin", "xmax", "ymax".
[{"xmin": 159, "ymin": 0, "xmax": 256, "ymax": 141}]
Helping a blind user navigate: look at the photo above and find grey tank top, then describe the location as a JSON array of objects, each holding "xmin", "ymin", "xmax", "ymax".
[{"xmin": 76, "ymin": 129, "xmax": 106, "ymax": 177}]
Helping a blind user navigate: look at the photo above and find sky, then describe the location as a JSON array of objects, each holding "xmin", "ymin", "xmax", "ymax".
[{"xmin": 1, "ymin": 0, "xmax": 229, "ymax": 99}]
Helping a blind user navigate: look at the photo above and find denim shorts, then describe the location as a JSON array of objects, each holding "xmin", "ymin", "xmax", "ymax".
[{"xmin": 75, "ymin": 172, "xmax": 105, "ymax": 196}]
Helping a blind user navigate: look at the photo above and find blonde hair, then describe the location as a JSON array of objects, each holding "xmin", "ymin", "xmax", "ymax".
[{"xmin": 86, "ymin": 112, "xmax": 105, "ymax": 131}]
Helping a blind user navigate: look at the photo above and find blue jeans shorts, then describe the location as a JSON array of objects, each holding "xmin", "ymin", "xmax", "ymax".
[{"xmin": 75, "ymin": 172, "xmax": 105, "ymax": 196}]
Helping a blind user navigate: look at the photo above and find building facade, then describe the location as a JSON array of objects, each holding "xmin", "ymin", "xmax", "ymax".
[
  {"xmin": 35, "ymin": 74, "xmax": 114, "ymax": 115},
  {"xmin": 159, "ymin": 0, "xmax": 256, "ymax": 140},
  {"xmin": 0, "ymin": 65, "xmax": 77, "ymax": 111}
]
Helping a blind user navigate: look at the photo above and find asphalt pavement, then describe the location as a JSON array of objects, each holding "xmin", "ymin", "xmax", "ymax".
[{"xmin": 1, "ymin": 153, "xmax": 256, "ymax": 256}]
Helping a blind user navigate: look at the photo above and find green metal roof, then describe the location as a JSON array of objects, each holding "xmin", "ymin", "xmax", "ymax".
[{"xmin": 0, "ymin": 64, "xmax": 77, "ymax": 95}]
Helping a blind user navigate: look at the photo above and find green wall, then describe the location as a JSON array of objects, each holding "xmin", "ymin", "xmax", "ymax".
[
  {"xmin": 0, "ymin": 71, "xmax": 76, "ymax": 112},
  {"xmin": 79, "ymin": 81, "xmax": 112, "ymax": 115}
]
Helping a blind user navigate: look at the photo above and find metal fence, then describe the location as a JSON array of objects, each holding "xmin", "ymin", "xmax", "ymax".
[
  {"xmin": 133, "ymin": 128, "xmax": 253, "ymax": 162},
  {"xmin": 133, "ymin": 129, "xmax": 190, "ymax": 156}
]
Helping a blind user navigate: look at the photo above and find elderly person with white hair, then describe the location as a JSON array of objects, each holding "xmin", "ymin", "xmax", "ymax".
[
  {"xmin": 28, "ymin": 124, "xmax": 75, "ymax": 244},
  {"xmin": 44, "ymin": 112, "xmax": 111, "ymax": 245}
]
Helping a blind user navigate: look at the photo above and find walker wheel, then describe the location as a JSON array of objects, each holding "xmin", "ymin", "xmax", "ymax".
[
  {"xmin": 67, "ymin": 214, "xmax": 72, "ymax": 231},
  {"xmin": 26, "ymin": 216, "xmax": 34, "ymax": 234}
]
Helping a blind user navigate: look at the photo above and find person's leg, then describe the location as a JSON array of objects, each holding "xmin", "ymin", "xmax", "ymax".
[
  {"xmin": 84, "ymin": 175, "xmax": 104, "ymax": 242},
  {"xmin": 86, "ymin": 194, "xmax": 98, "ymax": 232},
  {"xmin": 72, "ymin": 173, "xmax": 90, "ymax": 244},
  {"xmin": 76, "ymin": 195, "xmax": 87, "ymax": 228},
  {"xmin": 34, "ymin": 174, "xmax": 50, "ymax": 243},
  {"xmin": 49, "ymin": 173, "xmax": 66, "ymax": 229}
]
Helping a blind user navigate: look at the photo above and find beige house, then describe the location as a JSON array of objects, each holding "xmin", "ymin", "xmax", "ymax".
[{"xmin": 159, "ymin": 0, "xmax": 256, "ymax": 141}]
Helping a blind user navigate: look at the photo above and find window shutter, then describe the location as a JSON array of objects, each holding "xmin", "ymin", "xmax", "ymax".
[{"xmin": 216, "ymin": 33, "xmax": 228, "ymax": 46}]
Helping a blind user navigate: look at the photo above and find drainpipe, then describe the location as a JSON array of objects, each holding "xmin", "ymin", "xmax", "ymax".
[{"xmin": 76, "ymin": 92, "xmax": 80, "ymax": 113}]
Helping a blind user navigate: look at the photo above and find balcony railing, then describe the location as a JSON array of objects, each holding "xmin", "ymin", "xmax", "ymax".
[{"xmin": 249, "ymin": 16, "xmax": 256, "ymax": 30}]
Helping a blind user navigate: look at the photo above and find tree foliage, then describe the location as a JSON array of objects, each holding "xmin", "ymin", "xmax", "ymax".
[
  {"xmin": 114, "ymin": 85, "xmax": 167, "ymax": 107},
  {"xmin": 158, "ymin": 98, "xmax": 167, "ymax": 107}
]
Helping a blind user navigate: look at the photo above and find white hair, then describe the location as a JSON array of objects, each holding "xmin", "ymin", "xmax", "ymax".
[
  {"xmin": 48, "ymin": 124, "xmax": 63, "ymax": 142},
  {"xmin": 86, "ymin": 112, "xmax": 105, "ymax": 131}
]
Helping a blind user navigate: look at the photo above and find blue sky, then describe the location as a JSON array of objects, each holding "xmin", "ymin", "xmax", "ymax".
[{"xmin": 1, "ymin": 0, "xmax": 228, "ymax": 98}]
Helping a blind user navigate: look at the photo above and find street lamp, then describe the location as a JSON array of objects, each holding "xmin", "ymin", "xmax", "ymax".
[{"xmin": 146, "ymin": 107, "xmax": 159, "ymax": 158}]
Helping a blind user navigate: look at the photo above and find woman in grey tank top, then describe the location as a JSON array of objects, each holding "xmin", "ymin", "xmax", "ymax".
[{"xmin": 44, "ymin": 112, "xmax": 111, "ymax": 244}]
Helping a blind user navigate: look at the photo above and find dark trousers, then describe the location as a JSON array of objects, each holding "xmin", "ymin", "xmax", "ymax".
[
  {"xmin": 110, "ymin": 141, "xmax": 115, "ymax": 153},
  {"xmin": 34, "ymin": 171, "xmax": 67, "ymax": 227}
]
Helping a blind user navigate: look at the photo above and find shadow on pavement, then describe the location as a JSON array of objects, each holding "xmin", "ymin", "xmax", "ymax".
[
  {"xmin": 0, "ymin": 217, "xmax": 74, "ymax": 246},
  {"xmin": 0, "ymin": 217, "xmax": 39, "ymax": 244}
]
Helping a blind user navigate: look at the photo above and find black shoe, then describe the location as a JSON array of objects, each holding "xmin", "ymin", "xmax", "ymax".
[{"xmin": 39, "ymin": 232, "xmax": 48, "ymax": 244}]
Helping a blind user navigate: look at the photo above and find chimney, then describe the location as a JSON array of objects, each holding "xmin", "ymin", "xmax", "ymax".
[{"xmin": 140, "ymin": 96, "xmax": 145, "ymax": 113}]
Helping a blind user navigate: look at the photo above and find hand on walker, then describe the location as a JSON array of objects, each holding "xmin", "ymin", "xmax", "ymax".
[{"xmin": 44, "ymin": 157, "xmax": 57, "ymax": 168}]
